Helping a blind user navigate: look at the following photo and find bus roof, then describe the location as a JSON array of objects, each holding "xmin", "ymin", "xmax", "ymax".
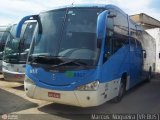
[
  {"xmin": 41, "ymin": 4, "xmax": 127, "ymax": 16},
  {"xmin": 0, "ymin": 25, "xmax": 11, "ymax": 32},
  {"xmin": 40, "ymin": 4, "xmax": 143, "ymax": 30},
  {"xmin": 0, "ymin": 26, "xmax": 8, "ymax": 31}
]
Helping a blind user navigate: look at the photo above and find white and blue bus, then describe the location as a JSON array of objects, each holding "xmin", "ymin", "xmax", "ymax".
[
  {"xmin": 2, "ymin": 21, "xmax": 36, "ymax": 81},
  {"xmin": 16, "ymin": 4, "xmax": 155, "ymax": 107},
  {"xmin": 0, "ymin": 26, "xmax": 11, "ymax": 72}
]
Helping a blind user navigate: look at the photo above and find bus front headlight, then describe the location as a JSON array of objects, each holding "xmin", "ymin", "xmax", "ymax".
[
  {"xmin": 25, "ymin": 76, "xmax": 35, "ymax": 85},
  {"xmin": 76, "ymin": 81, "xmax": 99, "ymax": 91}
]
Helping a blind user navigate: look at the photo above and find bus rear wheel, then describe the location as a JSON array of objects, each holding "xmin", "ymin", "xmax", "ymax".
[{"xmin": 111, "ymin": 78, "xmax": 126, "ymax": 103}]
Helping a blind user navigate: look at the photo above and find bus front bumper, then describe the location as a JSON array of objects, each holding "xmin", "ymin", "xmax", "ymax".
[
  {"xmin": 24, "ymin": 81, "xmax": 107, "ymax": 107},
  {"xmin": 3, "ymin": 69, "xmax": 25, "ymax": 81}
]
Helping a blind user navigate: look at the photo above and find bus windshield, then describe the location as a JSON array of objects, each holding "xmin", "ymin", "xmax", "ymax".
[
  {"xmin": 0, "ymin": 31, "xmax": 5, "ymax": 59},
  {"xmin": 3, "ymin": 24, "xmax": 19, "ymax": 62},
  {"xmin": 0, "ymin": 32, "xmax": 3, "ymax": 40},
  {"xmin": 0, "ymin": 31, "xmax": 5, "ymax": 52},
  {"xmin": 3, "ymin": 22, "xmax": 36, "ymax": 63},
  {"xmin": 30, "ymin": 8, "xmax": 102, "ymax": 66},
  {"xmin": 0, "ymin": 26, "xmax": 11, "ymax": 60}
]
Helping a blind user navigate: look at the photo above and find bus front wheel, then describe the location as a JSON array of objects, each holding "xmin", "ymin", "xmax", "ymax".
[{"xmin": 111, "ymin": 78, "xmax": 126, "ymax": 103}]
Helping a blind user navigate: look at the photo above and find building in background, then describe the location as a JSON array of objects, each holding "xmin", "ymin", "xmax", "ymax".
[{"xmin": 131, "ymin": 13, "xmax": 160, "ymax": 73}]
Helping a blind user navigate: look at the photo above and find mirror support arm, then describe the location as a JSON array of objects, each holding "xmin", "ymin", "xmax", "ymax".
[{"xmin": 16, "ymin": 15, "xmax": 42, "ymax": 38}]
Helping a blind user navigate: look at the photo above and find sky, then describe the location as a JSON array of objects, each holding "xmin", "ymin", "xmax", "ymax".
[{"xmin": 0, "ymin": 0, "xmax": 160, "ymax": 26}]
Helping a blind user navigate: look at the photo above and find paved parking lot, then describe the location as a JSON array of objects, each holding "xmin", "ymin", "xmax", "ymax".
[{"xmin": 0, "ymin": 74, "xmax": 160, "ymax": 120}]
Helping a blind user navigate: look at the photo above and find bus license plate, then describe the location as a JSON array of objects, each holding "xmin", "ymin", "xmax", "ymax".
[{"xmin": 48, "ymin": 92, "xmax": 60, "ymax": 98}]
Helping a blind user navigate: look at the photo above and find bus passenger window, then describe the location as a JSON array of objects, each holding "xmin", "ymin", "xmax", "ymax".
[
  {"xmin": 113, "ymin": 36, "xmax": 127, "ymax": 53},
  {"xmin": 130, "ymin": 38, "xmax": 136, "ymax": 46},
  {"xmin": 105, "ymin": 31, "xmax": 113, "ymax": 50},
  {"xmin": 103, "ymin": 30, "xmax": 113, "ymax": 62}
]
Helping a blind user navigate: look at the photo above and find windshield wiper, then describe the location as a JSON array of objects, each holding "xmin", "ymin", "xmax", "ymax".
[
  {"xmin": 51, "ymin": 59, "xmax": 89, "ymax": 68},
  {"xmin": 28, "ymin": 55, "xmax": 65, "ymax": 65},
  {"xmin": 28, "ymin": 54, "xmax": 90, "ymax": 68}
]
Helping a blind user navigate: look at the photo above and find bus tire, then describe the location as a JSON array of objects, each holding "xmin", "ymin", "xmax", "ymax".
[{"xmin": 111, "ymin": 77, "xmax": 126, "ymax": 103}]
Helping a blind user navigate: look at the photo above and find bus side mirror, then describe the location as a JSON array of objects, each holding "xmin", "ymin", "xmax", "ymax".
[
  {"xmin": 96, "ymin": 10, "xmax": 109, "ymax": 48},
  {"xmin": 159, "ymin": 52, "xmax": 160, "ymax": 59}
]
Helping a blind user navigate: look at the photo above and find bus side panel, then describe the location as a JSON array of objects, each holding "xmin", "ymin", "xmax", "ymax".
[
  {"xmin": 101, "ymin": 45, "xmax": 130, "ymax": 100},
  {"xmin": 129, "ymin": 40, "xmax": 143, "ymax": 88}
]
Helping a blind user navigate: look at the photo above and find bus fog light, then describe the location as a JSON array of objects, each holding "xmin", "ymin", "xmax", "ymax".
[
  {"xmin": 25, "ymin": 76, "xmax": 35, "ymax": 85},
  {"xmin": 76, "ymin": 81, "xmax": 99, "ymax": 91}
]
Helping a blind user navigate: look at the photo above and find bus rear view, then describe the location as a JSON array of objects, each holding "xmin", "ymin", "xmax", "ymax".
[{"xmin": 16, "ymin": 4, "xmax": 155, "ymax": 107}]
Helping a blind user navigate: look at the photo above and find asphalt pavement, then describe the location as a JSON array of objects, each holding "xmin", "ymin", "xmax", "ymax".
[{"xmin": 0, "ymin": 74, "xmax": 160, "ymax": 120}]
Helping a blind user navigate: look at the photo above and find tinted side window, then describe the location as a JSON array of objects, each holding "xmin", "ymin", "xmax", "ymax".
[
  {"xmin": 106, "ymin": 18, "xmax": 113, "ymax": 30},
  {"xmin": 130, "ymin": 38, "xmax": 136, "ymax": 46},
  {"xmin": 22, "ymin": 22, "xmax": 36, "ymax": 50},
  {"xmin": 1, "ymin": 31, "xmax": 10, "ymax": 43},
  {"xmin": 0, "ymin": 32, "xmax": 4, "ymax": 41},
  {"xmin": 114, "ymin": 12, "xmax": 128, "ymax": 27},
  {"xmin": 136, "ymin": 40, "xmax": 142, "ymax": 48},
  {"xmin": 105, "ymin": 17, "xmax": 114, "ymax": 54},
  {"xmin": 113, "ymin": 33, "xmax": 128, "ymax": 53},
  {"xmin": 113, "ymin": 12, "xmax": 128, "ymax": 36},
  {"xmin": 20, "ymin": 23, "xmax": 27, "ymax": 38},
  {"xmin": 105, "ymin": 30, "xmax": 113, "ymax": 48},
  {"xmin": 105, "ymin": 31, "xmax": 128, "ymax": 54},
  {"xmin": 23, "ymin": 23, "xmax": 36, "ymax": 43}
]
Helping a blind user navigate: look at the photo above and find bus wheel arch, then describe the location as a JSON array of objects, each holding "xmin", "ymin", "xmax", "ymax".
[
  {"xmin": 111, "ymin": 72, "xmax": 128, "ymax": 103},
  {"xmin": 121, "ymin": 72, "xmax": 128, "ymax": 90}
]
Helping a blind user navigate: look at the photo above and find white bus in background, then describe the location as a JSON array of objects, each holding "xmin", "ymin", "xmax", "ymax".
[
  {"xmin": 146, "ymin": 28, "xmax": 160, "ymax": 73},
  {"xmin": 2, "ymin": 22, "xmax": 36, "ymax": 81},
  {"xmin": 0, "ymin": 26, "xmax": 11, "ymax": 72}
]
